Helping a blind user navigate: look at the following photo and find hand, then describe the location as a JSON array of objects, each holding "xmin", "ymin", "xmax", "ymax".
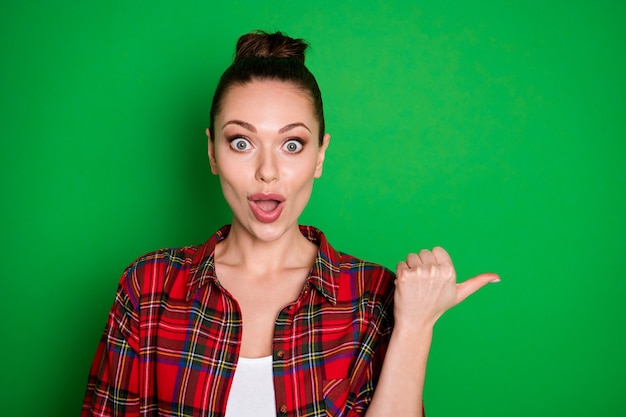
[{"xmin": 394, "ymin": 247, "xmax": 499, "ymax": 331}]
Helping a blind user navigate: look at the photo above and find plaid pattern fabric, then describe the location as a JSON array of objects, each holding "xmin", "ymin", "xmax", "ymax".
[{"xmin": 82, "ymin": 225, "xmax": 395, "ymax": 417}]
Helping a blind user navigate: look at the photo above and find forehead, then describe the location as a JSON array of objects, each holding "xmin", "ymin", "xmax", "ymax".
[{"xmin": 217, "ymin": 80, "xmax": 317, "ymax": 129}]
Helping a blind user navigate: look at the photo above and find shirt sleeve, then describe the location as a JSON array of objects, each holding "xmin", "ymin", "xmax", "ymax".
[
  {"xmin": 345, "ymin": 266, "xmax": 426, "ymax": 417},
  {"xmin": 82, "ymin": 270, "xmax": 141, "ymax": 417},
  {"xmin": 346, "ymin": 266, "xmax": 396, "ymax": 416}
]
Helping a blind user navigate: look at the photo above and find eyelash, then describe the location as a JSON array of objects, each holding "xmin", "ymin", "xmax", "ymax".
[
  {"xmin": 227, "ymin": 136, "xmax": 252, "ymax": 151},
  {"xmin": 283, "ymin": 138, "xmax": 304, "ymax": 153}
]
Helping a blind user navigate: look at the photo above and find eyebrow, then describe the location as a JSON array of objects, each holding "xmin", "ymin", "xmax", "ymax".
[
  {"xmin": 222, "ymin": 120, "xmax": 256, "ymax": 132},
  {"xmin": 279, "ymin": 122, "xmax": 311, "ymax": 134},
  {"xmin": 222, "ymin": 120, "xmax": 311, "ymax": 134}
]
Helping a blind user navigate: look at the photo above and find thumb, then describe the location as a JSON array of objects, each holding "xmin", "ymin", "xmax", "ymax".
[{"xmin": 456, "ymin": 273, "xmax": 500, "ymax": 304}]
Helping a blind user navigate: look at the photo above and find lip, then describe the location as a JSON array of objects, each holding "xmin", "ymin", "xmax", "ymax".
[{"xmin": 247, "ymin": 193, "xmax": 286, "ymax": 223}]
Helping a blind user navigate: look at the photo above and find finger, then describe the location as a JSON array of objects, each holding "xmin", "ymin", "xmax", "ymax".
[
  {"xmin": 405, "ymin": 253, "xmax": 420, "ymax": 268},
  {"xmin": 417, "ymin": 249, "xmax": 436, "ymax": 265},
  {"xmin": 432, "ymin": 246, "xmax": 452, "ymax": 266},
  {"xmin": 396, "ymin": 261, "xmax": 410, "ymax": 275},
  {"xmin": 456, "ymin": 273, "xmax": 500, "ymax": 304}
]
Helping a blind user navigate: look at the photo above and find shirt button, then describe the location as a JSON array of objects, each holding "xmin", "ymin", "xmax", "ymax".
[
  {"xmin": 279, "ymin": 404, "xmax": 288, "ymax": 414},
  {"xmin": 276, "ymin": 350, "xmax": 285, "ymax": 359}
]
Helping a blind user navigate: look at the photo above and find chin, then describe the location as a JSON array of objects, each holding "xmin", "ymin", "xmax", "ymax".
[{"xmin": 241, "ymin": 217, "xmax": 299, "ymax": 243}]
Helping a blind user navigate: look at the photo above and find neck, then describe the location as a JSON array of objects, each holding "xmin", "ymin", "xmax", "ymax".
[{"xmin": 216, "ymin": 221, "xmax": 315, "ymax": 273}]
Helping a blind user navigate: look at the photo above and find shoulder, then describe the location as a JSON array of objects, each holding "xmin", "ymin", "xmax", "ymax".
[
  {"xmin": 125, "ymin": 244, "xmax": 201, "ymax": 280},
  {"xmin": 128, "ymin": 244, "xmax": 201, "ymax": 271},
  {"xmin": 118, "ymin": 244, "xmax": 202, "ymax": 307},
  {"xmin": 301, "ymin": 224, "xmax": 396, "ymax": 298},
  {"xmin": 336, "ymin": 251, "xmax": 395, "ymax": 297},
  {"xmin": 116, "ymin": 226, "xmax": 228, "ymax": 308},
  {"xmin": 337, "ymin": 251, "xmax": 395, "ymax": 280}
]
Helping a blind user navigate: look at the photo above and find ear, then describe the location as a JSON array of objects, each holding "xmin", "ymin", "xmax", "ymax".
[
  {"xmin": 314, "ymin": 133, "xmax": 331, "ymax": 178},
  {"xmin": 206, "ymin": 128, "xmax": 218, "ymax": 175}
]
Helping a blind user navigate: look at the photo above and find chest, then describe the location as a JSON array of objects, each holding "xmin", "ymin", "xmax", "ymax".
[
  {"xmin": 214, "ymin": 265, "xmax": 314, "ymax": 357},
  {"xmin": 144, "ymin": 283, "xmax": 373, "ymax": 415}
]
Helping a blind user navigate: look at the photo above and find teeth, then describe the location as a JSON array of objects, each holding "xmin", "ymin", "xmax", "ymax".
[{"xmin": 256, "ymin": 200, "xmax": 279, "ymax": 212}]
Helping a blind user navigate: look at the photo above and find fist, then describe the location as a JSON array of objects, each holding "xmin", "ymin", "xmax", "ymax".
[{"xmin": 394, "ymin": 247, "xmax": 499, "ymax": 330}]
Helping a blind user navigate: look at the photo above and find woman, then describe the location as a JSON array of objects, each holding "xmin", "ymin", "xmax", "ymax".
[{"xmin": 82, "ymin": 30, "xmax": 499, "ymax": 417}]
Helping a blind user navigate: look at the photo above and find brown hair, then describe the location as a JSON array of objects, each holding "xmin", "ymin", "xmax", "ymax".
[{"xmin": 209, "ymin": 31, "xmax": 325, "ymax": 145}]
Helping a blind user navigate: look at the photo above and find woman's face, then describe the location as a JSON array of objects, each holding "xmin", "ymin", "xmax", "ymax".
[{"xmin": 208, "ymin": 80, "xmax": 330, "ymax": 243}]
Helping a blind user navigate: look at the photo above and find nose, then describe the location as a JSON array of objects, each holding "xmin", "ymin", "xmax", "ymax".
[{"xmin": 256, "ymin": 150, "xmax": 279, "ymax": 183}]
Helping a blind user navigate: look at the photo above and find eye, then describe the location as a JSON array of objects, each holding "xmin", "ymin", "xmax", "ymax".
[
  {"xmin": 229, "ymin": 137, "xmax": 251, "ymax": 151},
  {"xmin": 283, "ymin": 139, "xmax": 303, "ymax": 153}
]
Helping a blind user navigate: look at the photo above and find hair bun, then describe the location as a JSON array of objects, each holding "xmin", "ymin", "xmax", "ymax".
[{"xmin": 234, "ymin": 30, "xmax": 308, "ymax": 64}]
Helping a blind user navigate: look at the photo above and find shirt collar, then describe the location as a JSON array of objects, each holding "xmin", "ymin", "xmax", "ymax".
[{"xmin": 187, "ymin": 225, "xmax": 340, "ymax": 304}]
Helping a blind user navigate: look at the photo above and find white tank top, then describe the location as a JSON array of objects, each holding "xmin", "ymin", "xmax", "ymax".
[{"xmin": 225, "ymin": 355, "xmax": 276, "ymax": 417}]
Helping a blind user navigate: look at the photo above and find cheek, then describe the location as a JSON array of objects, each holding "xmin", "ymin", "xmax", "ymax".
[
  {"xmin": 285, "ymin": 164, "xmax": 317, "ymax": 204},
  {"xmin": 285, "ymin": 159, "xmax": 317, "ymax": 183},
  {"xmin": 214, "ymin": 146, "xmax": 246, "ymax": 180},
  {"xmin": 218, "ymin": 168, "xmax": 246, "ymax": 195},
  {"xmin": 214, "ymin": 158, "xmax": 248, "ymax": 198}
]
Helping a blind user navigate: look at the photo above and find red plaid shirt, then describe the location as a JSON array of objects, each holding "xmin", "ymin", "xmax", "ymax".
[{"xmin": 82, "ymin": 225, "xmax": 395, "ymax": 416}]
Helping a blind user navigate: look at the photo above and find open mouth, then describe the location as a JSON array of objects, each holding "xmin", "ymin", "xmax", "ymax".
[
  {"xmin": 255, "ymin": 199, "xmax": 281, "ymax": 212},
  {"xmin": 248, "ymin": 193, "xmax": 286, "ymax": 223}
]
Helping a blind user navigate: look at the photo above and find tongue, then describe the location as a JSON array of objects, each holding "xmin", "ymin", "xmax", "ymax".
[{"xmin": 256, "ymin": 200, "xmax": 280, "ymax": 212}]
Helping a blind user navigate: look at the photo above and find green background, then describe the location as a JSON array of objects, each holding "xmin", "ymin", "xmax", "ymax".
[{"xmin": 1, "ymin": 1, "xmax": 624, "ymax": 416}]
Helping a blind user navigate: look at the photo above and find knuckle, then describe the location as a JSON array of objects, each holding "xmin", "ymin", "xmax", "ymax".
[{"xmin": 441, "ymin": 265, "xmax": 454, "ymax": 278}]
